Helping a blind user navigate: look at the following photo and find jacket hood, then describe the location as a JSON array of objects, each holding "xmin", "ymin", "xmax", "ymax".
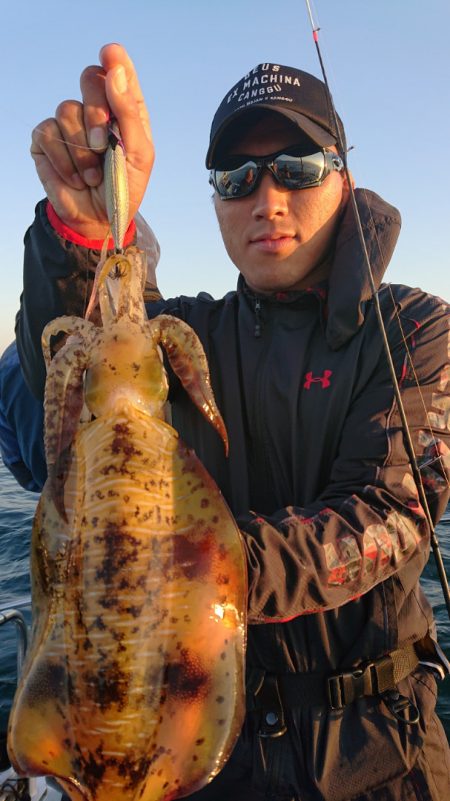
[
  {"xmin": 238, "ymin": 188, "xmax": 401, "ymax": 350},
  {"xmin": 325, "ymin": 188, "xmax": 401, "ymax": 350}
]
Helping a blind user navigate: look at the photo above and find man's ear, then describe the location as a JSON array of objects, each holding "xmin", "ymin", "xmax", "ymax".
[
  {"xmin": 342, "ymin": 167, "xmax": 355, "ymax": 191},
  {"xmin": 339, "ymin": 167, "xmax": 354, "ymax": 213}
]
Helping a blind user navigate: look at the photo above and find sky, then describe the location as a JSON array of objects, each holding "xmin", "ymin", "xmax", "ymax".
[{"xmin": 1, "ymin": 0, "xmax": 449, "ymax": 356}]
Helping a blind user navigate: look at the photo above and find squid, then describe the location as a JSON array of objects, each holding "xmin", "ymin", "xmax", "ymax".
[{"xmin": 8, "ymin": 227, "xmax": 246, "ymax": 798}]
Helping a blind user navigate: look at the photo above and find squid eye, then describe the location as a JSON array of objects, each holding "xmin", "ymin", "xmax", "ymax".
[{"xmin": 110, "ymin": 263, "xmax": 126, "ymax": 279}]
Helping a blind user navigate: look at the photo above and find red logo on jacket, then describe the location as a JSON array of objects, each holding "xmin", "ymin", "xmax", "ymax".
[{"xmin": 303, "ymin": 370, "xmax": 332, "ymax": 389}]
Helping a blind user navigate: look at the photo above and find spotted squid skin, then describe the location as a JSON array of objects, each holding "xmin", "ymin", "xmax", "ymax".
[{"xmin": 8, "ymin": 248, "xmax": 247, "ymax": 801}]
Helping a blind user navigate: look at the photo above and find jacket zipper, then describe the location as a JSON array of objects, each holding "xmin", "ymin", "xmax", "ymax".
[
  {"xmin": 252, "ymin": 302, "xmax": 275, "ymax": 507},
  {"xmin": 254, "ymin": 297, "xmax": 262, "ymax": 338}
]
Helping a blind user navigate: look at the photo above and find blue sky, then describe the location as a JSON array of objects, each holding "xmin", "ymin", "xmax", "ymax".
[{"xmin": 1, "ymin": 0, "xmax": 449, "ymax": 355}]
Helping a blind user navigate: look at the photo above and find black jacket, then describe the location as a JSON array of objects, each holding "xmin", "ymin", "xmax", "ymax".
[{"xmin": 11, "ymin": 191, "xmax": 450, "ymax": 799}]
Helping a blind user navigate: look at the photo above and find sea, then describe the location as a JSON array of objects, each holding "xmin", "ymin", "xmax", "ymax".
[{"xmin": 0, "ymin": 459, "xmax": 449, "ymax": 739}]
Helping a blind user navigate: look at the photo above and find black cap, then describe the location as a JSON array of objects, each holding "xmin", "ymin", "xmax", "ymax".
[{"xmin": 206, "ymin": 62, "xmax": 346, "ymax": 168}]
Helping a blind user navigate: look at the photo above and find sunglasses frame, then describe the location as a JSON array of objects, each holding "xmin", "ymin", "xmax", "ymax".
[{"xmin": 209, "ymin": 147, "xmax": 344, "ymax": 200}]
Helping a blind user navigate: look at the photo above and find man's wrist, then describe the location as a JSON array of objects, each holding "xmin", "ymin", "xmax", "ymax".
[{"xmin": 46, "ymin": 202, "xmax": 136, "ymax": 249}]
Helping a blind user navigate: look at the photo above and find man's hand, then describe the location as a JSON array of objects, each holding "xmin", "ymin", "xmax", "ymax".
[{"xmin": 31, "ymin": 44, "xmax": 154, "ymax": 241}]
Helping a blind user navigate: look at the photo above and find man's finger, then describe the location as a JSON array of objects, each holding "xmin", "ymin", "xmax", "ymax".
[
  {"xmin": 55, "ymin": 100, "xmax": 103, "ymax": 187},
  {"xmin": 80, "ymin": 64, "xmax": 110, "ymax": 153},
  {"xmin": 31, "ymin": 116, "xmax": 85, "ymax": 191},
  {"xmin": 99, "ymin": 43, "xmax": 152, "ymax": 142},
  {"xmin": 104, "ymin": 65, "xmax": 150, "ymax": 160}
]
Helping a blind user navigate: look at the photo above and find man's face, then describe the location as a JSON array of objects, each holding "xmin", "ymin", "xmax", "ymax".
[{"xmin": 213, "ymin": 113, "xmax": 350, "ymax": 294}]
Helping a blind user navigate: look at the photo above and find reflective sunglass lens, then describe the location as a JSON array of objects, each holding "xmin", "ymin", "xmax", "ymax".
[
  {"xmin": 213, "ymin": 161, "xmax": 258, "ymax": 198},
  {"xmin": 271, "ymin": 152, "xmax": 325, "ymax": 189}
]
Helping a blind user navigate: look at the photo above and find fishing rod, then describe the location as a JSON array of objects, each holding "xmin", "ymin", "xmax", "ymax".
[{"xmin": 303, "ymin": 0, "xmax": 450, "ymax": 619}]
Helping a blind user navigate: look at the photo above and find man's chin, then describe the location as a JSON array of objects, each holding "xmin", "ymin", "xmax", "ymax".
[
  {"xmin": 242, "ymin": 255, "xmax": 332, "ymax": 294},
  {"xmin": 245, "ymin": 279, "xmax": 299, "ymax": 295}
]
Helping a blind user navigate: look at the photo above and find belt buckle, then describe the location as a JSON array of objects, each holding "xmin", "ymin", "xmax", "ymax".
[{"xmin": 327, "ymin": 665, "xmax": 370, "ymax": 710}]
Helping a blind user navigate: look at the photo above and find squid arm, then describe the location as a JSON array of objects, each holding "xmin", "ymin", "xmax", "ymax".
[
  {"xmin": 43, "ymin": 327, "xmax": 94, "ymax": 519},
  {"xmin": 41, "ymin": 317, "xmax": 95, "ymax": 369},
  {"xmin": 154, "ymin": 314, "xmax": 229, "ymax": 454}
]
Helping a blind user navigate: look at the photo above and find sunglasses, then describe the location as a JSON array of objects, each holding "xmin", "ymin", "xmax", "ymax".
[{"xmin": 209, "ymin": 146, "xmax": 344, "ymax": 200}]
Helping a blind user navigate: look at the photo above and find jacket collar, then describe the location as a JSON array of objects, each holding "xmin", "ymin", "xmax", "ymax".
[{"xmin": 325, "ymin": 188, "xmax": 401, "ymax": 350}]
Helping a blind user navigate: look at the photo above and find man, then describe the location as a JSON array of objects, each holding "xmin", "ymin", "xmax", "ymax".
[{"xmin": 2, "ymin": 44, "xmax": 450, "ymax": 800}]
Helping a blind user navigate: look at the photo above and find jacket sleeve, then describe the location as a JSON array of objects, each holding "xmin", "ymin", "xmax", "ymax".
[
  {"xmin": 0, "ymin": 343, "xmax": 46, "ymax": 491},
  {"xmin": 237, "ymin": 294, "xmax": 450, "ymax": 624}
]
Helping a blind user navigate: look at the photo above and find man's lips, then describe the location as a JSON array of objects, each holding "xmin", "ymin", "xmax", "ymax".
[{"xmin": 249, "ymin": 234, "xmax": 296, "ymax": 253}]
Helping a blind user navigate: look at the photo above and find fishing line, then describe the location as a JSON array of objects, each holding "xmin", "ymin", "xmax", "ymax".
[
  {"xmin": 32, "ymin": 126, "xmax": 102, "ymax": 152},
  {"xmin": 304, "ymin": 0, "xmax": 450, "ymax": 617}
]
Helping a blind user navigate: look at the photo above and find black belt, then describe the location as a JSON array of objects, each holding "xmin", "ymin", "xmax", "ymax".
[{"xmin": 247, "ymin": 644, "xmax": 420, "ymax": 737}]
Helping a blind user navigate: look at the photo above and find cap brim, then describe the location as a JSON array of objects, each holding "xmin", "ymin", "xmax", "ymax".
[{"xmin": 206, "ymin": 104, "xmax": 336, "ymax": 168}]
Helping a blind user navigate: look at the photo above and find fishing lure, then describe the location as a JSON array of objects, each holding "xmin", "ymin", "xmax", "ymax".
[{"xmin": 104, "ymin": 119, "xmax": 129, "ymax": 252}]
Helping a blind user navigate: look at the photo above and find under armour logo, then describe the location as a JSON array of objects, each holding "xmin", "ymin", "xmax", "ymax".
[{"xmin": 304, "ymin": 370, "xmax": 332, "ymax": 389}]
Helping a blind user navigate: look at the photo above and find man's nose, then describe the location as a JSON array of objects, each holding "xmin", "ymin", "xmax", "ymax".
[{"xmin": 251, "ymin": 170, "xmax": 289, "ymax": 219}]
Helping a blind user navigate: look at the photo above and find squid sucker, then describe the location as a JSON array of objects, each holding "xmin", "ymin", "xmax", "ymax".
[{"xmin": 7, "ymin": 244, "xmax": 247, "ymax": 801}]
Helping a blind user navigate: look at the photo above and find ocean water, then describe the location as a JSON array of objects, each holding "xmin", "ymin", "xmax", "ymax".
[{"xmin": 0, "ymin": 459, "xmax": 449, "ymax": 738}]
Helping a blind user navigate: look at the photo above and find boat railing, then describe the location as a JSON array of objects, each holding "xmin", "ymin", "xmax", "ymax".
[{"xmin": 0, "ymin": 610, "xmax": 28, "ymax": 676}]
